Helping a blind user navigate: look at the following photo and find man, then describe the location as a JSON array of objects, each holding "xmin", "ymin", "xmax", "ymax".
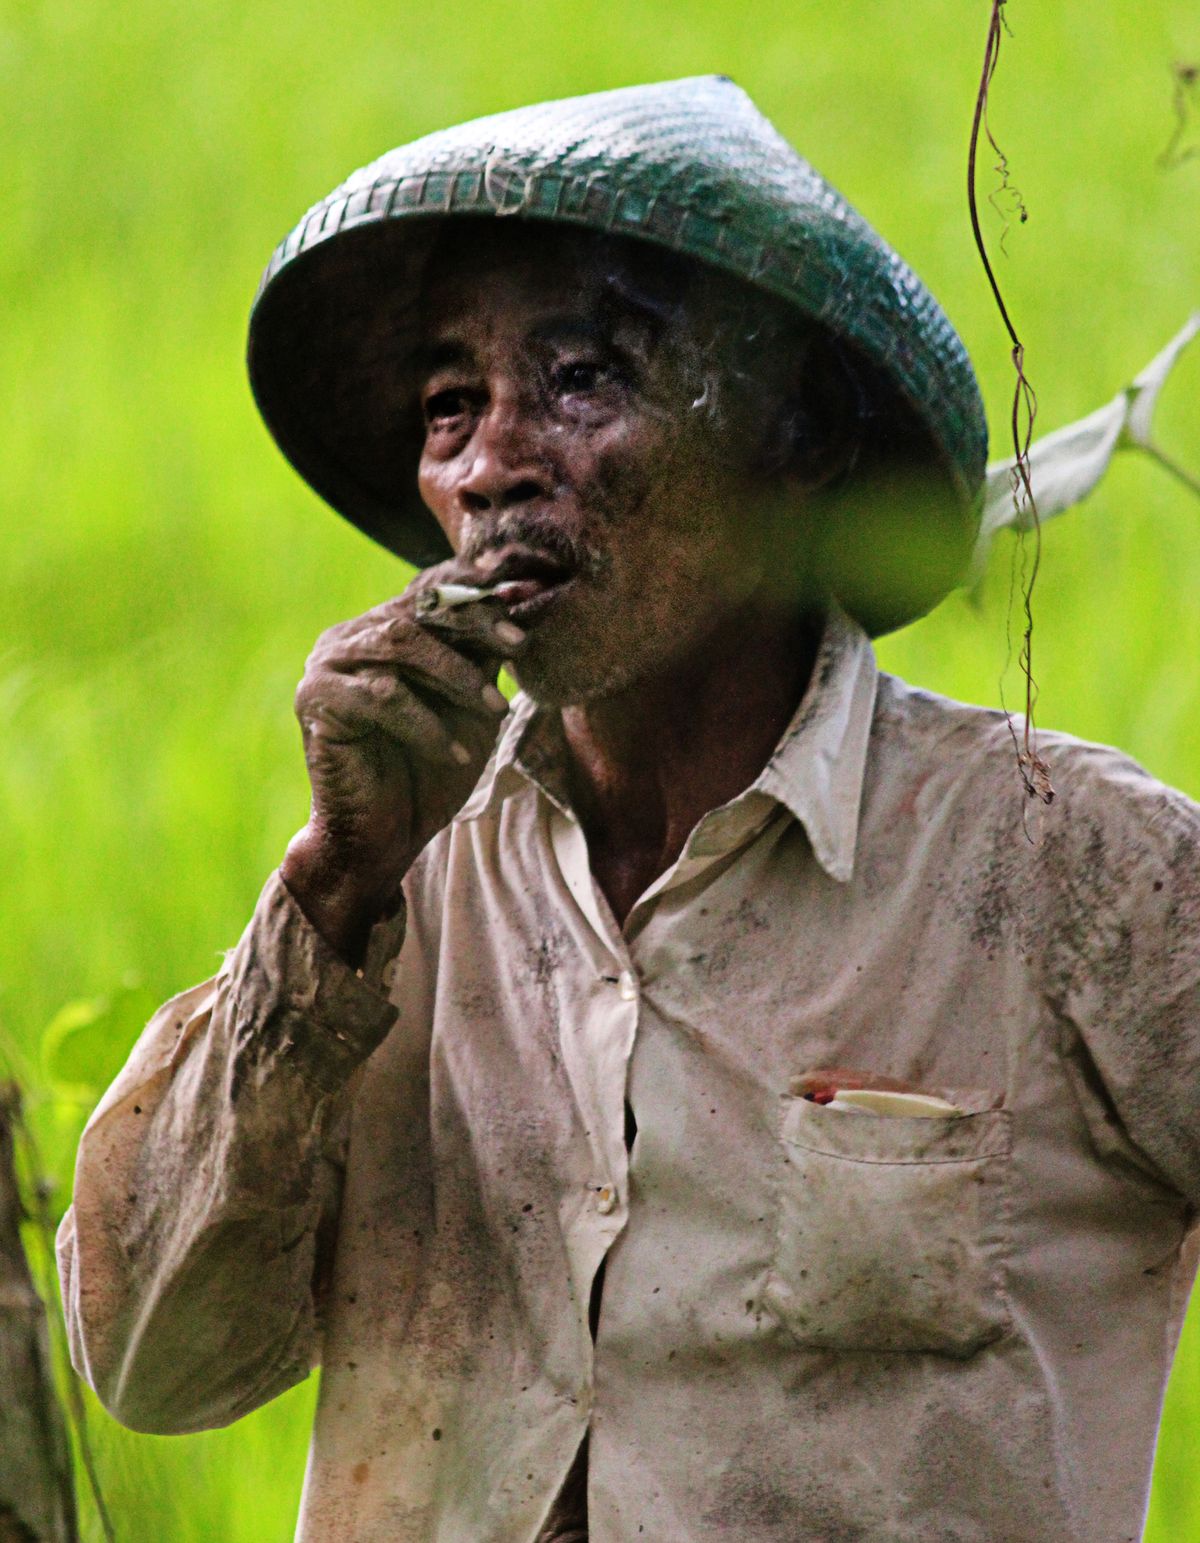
[{"xmin": 58, "ymin": 78, "xmax": 1200, "ymax": 1542}]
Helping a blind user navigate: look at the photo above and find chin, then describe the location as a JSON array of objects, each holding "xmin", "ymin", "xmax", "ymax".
[
  {"xmin": 508, "ymin": 632, "xmax": 646, "ymax": 709},
  {"xmin": 510, "ymin": 591, "xmax": 705, "ymax": 707}
]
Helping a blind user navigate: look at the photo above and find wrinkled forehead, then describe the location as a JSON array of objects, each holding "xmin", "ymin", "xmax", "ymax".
[{"xmin": 413, "ymin": 220, "xmax": 706, "ymax": 353}]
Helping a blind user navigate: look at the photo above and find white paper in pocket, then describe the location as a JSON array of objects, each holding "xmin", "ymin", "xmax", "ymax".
[{"xmin": 823, "ymin": 1088, "xmax": 964, "ymax": 1118}]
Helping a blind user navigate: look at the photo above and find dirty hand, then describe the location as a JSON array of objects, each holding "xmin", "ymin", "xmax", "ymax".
[{"xmin": 280, "ymin": 562, "xmax": 524, "ymax": 963}]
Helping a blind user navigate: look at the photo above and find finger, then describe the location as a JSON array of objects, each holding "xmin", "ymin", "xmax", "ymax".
[
  {"xmin": 379, "ymin": 571, "xmax": 526, "ymax": 655},
  {"xmin": 296, "ymin": 672, "xmax": 470, "ymax": 766},
  {"xmin": 310, "ymin": 572, "xmax": 523, "ymax": 660},
  {"xmin": 336, "ymin": 621, "xmax": 515, "ymax": 717},
  {"xmin": 303, "ymin": 589, "xmax": 523, "ymax": 715},
  {"xmin": 306, "ymin": 602, "xmax": 404, "ymax": 659},
  {"xmin": 418, "ymin": 604, "xmax": 527, "ymax": 658},
  {"xmin": 302, "ymin": 589, "xmax": 448, "ymax": 669},
  {"xmin": 359, "ymin": 667, "xmax": 502, "ymax": 757},
  {"xmin": 395, "ymin": 631, "xmax": 517, "ymax": 717}
]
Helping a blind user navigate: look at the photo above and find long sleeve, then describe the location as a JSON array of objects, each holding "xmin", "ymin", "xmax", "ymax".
[
  {"xmin": 1048, "ymin": 752, "xmax": 1200, "ymax": 1206},
  {"xmin": 56, "ymin": 871, "xmax": 404, "ymax": 1435}
]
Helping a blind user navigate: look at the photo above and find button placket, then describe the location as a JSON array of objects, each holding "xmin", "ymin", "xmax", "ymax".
[{"xmin": 545, "ymin": 805, "xmax": 641, "ymax": 1319}]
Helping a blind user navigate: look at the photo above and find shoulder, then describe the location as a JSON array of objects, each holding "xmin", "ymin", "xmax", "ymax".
[
  {"xmin": 872, "ymin": 671, "xmax": 1200, "ymax": 840},
  {"xmin": 869, "ymin": 672, "xmax": 1200, "ymax": 972}
]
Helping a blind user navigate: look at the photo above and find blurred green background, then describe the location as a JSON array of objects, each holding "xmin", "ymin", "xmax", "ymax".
[{"xmin": 3, "ymin": 0, "xmax": 1198, "ymax": 1536}]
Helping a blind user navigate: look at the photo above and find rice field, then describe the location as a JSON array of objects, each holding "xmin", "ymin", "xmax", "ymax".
[{"xmin": 4, "ymin": 0, "xmax": 1198, "ymax": 1534}]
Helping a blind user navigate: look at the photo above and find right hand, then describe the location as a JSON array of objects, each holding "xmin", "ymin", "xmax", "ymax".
[{"xmin": 280, "ymin": 563, "xmax": 525, "ymax": 962}]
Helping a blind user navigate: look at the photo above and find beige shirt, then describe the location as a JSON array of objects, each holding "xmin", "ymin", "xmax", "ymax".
[{"xmin": 59, "ymin": 610, "xmax": 1200, "ymax": 1543}]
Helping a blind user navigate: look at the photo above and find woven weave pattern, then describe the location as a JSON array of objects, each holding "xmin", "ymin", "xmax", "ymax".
[
  {"xmin": 248, "ymin": 77, "xmax": 989, "ymax": 631},
  {"xmin": 254, "ymin": 76, "xmax": 986, "ymax": 498}
]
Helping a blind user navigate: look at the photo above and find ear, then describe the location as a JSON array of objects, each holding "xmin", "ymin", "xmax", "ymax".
[{"xmin": 766, "ymin": 335, "xmax": 863, "ymax": 494}]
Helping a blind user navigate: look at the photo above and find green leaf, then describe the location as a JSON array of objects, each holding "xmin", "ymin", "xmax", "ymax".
[
  {"xmin": 1124, "ymin": 313, "xmax": 1200, "ymax": 449},
  {"xmin": 41, "ymin": 980, "xmax": 155, "ymax": 1095},
  {"xmin": 969, "ymin": 313, "xmax": 1200, "ymax": 585}
]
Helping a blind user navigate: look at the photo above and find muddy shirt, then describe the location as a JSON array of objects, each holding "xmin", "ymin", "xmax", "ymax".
[{"xmin": 59, "ymin": 610, "xmax": 1200, "ymax": 1543}]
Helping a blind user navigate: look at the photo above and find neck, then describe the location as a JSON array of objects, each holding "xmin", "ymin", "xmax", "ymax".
[{"xmin": 560, "ymin": 596, "xmax": 822, "ymax": 925}]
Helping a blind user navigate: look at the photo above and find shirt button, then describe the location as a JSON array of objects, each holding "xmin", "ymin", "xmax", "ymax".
[
  {"xmin": 617, "ymin": 971, "xmax": 638, "ymax": 1001},
  {"xmin": 595, "ymin": 1184, "xmax": 617, "ymax": 1215}
]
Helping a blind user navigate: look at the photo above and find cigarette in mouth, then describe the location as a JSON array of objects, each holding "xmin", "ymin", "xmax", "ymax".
[{"xmin": 415, "ymin": 582, "xmax": 501, "ymax": 617}]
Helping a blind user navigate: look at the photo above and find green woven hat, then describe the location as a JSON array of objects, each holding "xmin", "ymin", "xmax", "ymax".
[{"xmin": 247, "ymin": 75, "xmax": 988, "ymax": 633}]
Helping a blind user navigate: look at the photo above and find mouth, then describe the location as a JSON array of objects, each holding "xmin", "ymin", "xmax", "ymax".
[{"xmin": 474, "ymin": 544, "xmax": 578, "ymax": 617}]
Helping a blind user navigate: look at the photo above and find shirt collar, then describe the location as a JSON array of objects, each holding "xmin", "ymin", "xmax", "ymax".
[
  {"xmin": 455, "ymin": 606, "xmax": 878, "ymax": 884},
  {"xmin": 454, "ymin": 691, "xmax": 563, "ymax": 823},
  {"xmin": 752, "ymin": 605, "xmax": 878, "ymax": 883}
]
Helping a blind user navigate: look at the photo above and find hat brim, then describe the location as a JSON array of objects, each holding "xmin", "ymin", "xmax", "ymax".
[{"xmin": 248, "ymin": 210, "xmax": 978, "ymax": 635}]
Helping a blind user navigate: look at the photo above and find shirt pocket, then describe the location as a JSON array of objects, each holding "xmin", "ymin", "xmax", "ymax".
[{"xmin": 762, "ymin": 1094, "xmax": 1012, "ymax": 1358}]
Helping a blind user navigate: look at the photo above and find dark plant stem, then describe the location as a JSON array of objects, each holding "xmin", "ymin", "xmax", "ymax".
[
  {"xmin": 0, "ymin": 1084, "xmax": 78, "ymax": 1542},
  {"xmin": 967, "ymin": 0, "xmax": 1054, "ymax": 808},
  {"xmin": 8, "ymin": 1100, "xmax": 115, "ymax": 1543}
]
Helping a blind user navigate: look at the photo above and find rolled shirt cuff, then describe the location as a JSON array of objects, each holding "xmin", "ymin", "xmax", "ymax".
[{"xmin": 225, "ymin": 869, "xmax": 405, "ymax": 1094}]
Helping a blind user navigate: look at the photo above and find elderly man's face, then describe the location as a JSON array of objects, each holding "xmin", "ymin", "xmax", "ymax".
[{"xmin": 414, "ymin": 228, "xmax": 782, "ymax": 706}]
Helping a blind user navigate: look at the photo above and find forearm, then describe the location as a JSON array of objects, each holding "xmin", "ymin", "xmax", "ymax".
[{"xmin": 57, "ymin": 872, "xmax": 403, "ymax": 1434}]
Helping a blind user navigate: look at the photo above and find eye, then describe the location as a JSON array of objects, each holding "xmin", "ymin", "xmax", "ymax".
[
  {"xmin": 422, "ymin": 387, "xmax": 473, "ymax": 427},
  {"xmin": 552, "ymin": 359, "xmax": 614, "ymax": 397}
]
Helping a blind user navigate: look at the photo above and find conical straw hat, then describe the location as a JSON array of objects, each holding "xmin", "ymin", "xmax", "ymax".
[{"xmin": 247, "ymin": 76, "xmax": 987, "ymax": 633}]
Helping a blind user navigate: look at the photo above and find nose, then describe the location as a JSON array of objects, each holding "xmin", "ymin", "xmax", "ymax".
[{"xmin": 456, "ymin": 387, "xmax": 552, "ymax": 516}]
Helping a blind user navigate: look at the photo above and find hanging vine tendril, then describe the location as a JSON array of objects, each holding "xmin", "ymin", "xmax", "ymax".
[
  {"xmin": 1159, "ymin": 61, "xmax": 1200, "ymax": 171},
  {"xmin": 967, "ymin": 0, "xmax": 1054, "ymax": 810}
]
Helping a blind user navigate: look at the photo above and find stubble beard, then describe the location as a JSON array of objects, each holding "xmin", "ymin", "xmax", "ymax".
[
  {"xmin": 506, "ymin": 611, "xmax": 652, "ymax": 709},
  {"xmin": 505, "ymin": 560, "xmax": 719, "ymax": 709}
]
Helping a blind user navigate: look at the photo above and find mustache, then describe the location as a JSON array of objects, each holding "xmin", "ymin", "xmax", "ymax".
[{"xmin": 462, "ymin": 513, "xmax": 604, "ymax": 579}]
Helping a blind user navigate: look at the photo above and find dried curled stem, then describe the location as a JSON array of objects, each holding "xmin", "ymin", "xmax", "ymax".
[{"xmin": 967, "ymin": 0, "xmax": 1054, "ymax": 811}]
